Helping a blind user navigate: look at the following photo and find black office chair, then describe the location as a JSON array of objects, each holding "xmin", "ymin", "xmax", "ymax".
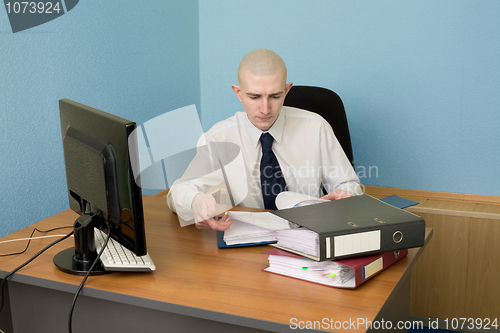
[{"xmin": 283, "ymin": 85, "xmax": 354, "ymax": 167}]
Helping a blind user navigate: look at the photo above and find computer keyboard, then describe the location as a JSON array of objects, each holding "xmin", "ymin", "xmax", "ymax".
[{"xmin": 94, "ymin": 229, "xmax": 156, "ymax": 272}]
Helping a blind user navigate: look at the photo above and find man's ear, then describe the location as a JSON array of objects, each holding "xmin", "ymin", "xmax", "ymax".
[
  {"xmin": 284, "ymin": 82, "xmax": 293, "ymax": 96},
  {"xmin": 231, "ymin": 84, "xmax": 243, "ymax": 102}
]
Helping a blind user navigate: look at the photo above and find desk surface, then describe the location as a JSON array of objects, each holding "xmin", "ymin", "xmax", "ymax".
[{"xmin": 0, "ymin": 196, "xmax": 432, "ymax": 332}]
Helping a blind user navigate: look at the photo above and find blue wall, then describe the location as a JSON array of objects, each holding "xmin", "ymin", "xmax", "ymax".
[
  {"xmin": 2, "ymin": 1, "xmax": 500, "ymax": 239},
  {"xmin": 199, "ymin": 0, "xmax": 500, "ymax": 197},
  {"xmin": 0, "ymin": 1, "xmax": 200, "ymax": 238}
]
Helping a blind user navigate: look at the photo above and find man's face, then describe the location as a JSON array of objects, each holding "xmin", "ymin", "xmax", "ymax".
[{"xmin": 232, "ymin": 70, "xmax": 293, "ymax": 131}]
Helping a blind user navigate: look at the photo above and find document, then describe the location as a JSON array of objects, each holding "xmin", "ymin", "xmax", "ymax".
[
  {"xmin": 265, "ymin": 254, "xmax": 355, "ymax": 287},
  {"xmin": 226, "ymin": 211, "xmax": 291, "ymax": 230},
  {"xmin": 222, "ymin": 212, "xmax": 291, "ymax": 246},
  {"xmin": 275, "ymin": 191, "xmax": 328, "ymax": 210},
  {"xmin": 223, "ymin": 220, "xmax": 277, "ymax": 246}
]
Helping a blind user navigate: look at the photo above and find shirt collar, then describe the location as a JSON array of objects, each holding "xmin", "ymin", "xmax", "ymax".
[{"xmin": 245, "ymin": 107, "xmax": 285, "ymax": 148}]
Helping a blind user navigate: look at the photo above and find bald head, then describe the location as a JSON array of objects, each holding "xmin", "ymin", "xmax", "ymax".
[
  {"xmin": 237, "ymin": 49, "xmax": 287, "ymax": 85},
  {"xmin": 232, "ymin": 49, "xmax": 293, "ymax": 131}
]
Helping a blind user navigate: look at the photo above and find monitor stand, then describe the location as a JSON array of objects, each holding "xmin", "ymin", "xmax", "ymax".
[{"xmin": 53, "ymin": 213, "xmax": 109, "ymax": 275}]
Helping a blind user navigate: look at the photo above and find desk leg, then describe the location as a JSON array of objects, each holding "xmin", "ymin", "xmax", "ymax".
[{"xmin": 0, "ymin": 279, "xmax": 14, "ymax": 333}]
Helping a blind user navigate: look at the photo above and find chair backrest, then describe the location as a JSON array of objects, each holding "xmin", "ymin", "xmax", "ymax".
[{"xmin": 283, "ymin": 85, "xmax": 354, "ymax": 167}]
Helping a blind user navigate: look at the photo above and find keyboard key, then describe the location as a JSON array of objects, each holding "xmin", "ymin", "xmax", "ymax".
[{"xmin": 94, "ymin": 229, "xmax": 156, "ymax": 272}]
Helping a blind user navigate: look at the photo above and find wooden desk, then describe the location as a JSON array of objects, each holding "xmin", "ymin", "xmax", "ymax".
[{"xmin": 0, "ymin": 196, "xmax": 432, "ymax": 333}]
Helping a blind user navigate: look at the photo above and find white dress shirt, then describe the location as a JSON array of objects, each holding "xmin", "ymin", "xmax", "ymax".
[{"xmin": 167, "ymin": 106, "xmax": 361, "ymax": 224}]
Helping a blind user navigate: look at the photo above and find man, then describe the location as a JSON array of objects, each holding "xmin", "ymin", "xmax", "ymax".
[{"xmin": 167, "ymin": 48, "xmax": 361, "ymax": 230}]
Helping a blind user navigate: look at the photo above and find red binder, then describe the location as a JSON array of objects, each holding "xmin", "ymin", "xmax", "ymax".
[{"xmin": 262, "ymin": 248, "xmax": 408, "ymax": 289}]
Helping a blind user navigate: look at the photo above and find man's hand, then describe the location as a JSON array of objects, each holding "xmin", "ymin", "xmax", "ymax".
[
  {"xmin": 191, "ymin": 193, "xmax": 233, "ymax": 231},
  {"xmin": 193, "ymin": 214, "xmax": 233, "ymax": 230},
  {"xmin": 320, "ymin": 189, "xmax": 353, "ymax": 201}
]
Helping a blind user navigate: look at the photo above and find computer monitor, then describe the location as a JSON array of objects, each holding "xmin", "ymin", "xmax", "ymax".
[{"xmin": 54, "ymin": 99, "xmax": 147, "ymax": 275}]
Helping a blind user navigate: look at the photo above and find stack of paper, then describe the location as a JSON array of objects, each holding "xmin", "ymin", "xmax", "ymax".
[
  {"xmin": 275, "ymin": 227, "xmax": 320, "ymax": 260},
  {"xmin": 223, "ymin": 220, "xmax": 277, "ymax": 245},
  {"xmin": 226, "ymin": 211, "xmax": 291, "ymax": 230},
  {"xmin": 273, "ymin": 191, "xmax": 326, "ymax": 258},
  {"xmin": 266, "ymin": 254, "xmax": 354, "ymax": 287},
  {"xmin": 222, "ymin": 211, "xmax": 291, "ymax": 246},
  {"xmin": 263, "ymin": 248, "xmax": 408, "ymax": 289}
]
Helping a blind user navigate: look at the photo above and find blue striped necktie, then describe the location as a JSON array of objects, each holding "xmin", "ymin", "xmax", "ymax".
[{"xmin": 260, "ymin": 132, "xmax": 287, "ymax": 210}]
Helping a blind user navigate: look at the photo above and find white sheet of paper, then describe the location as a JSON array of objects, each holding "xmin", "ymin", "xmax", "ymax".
[
  {"xmin": 275, "ymin": 191, "xmax": 328, "ymax": 210},
  {"xmin": 226, "ymin": 211, "xmax": 291, "ymax": 230}
]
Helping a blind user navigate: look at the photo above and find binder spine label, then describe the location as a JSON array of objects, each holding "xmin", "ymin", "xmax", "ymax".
[
  {"xmin": 333, "ymin": 230, "xmax": 381, "ymax": 257},
  {"xmin": 362, "ymin": 257, "xmax": 384, "ymax": 280},
  {"xmin": 326, "ymin": 237, "xmax": 331, "ymax": 259}
]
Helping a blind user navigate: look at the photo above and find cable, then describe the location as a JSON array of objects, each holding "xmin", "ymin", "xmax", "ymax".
[
  {"xmin": 0, "ymin": 230, "xmax": 74, "ymax": 315},
  {"xmin": 0, "ymin": 235, "xmax": 74, "ymax": 245},
  {"xmin": 68, "ymin": 225, "xmax": 111, "ymax": 333},
  {"xmin": 0, "ymin": 226, "xmax": 73, "ymax": 257}
]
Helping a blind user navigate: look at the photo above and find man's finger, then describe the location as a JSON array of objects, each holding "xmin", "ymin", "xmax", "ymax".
[{"xmin": 206, "ymin": 215, "xmax": 233, "ymax": 231}]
